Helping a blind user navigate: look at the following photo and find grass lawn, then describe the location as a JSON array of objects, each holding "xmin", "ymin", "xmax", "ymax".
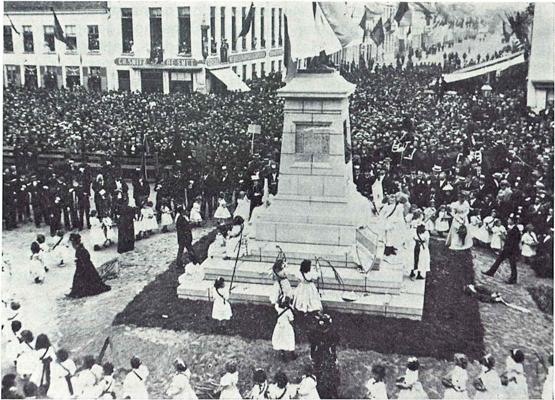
[{"xmin": 114, "ymin": 235, "xmax": 484, "ymax": 360}]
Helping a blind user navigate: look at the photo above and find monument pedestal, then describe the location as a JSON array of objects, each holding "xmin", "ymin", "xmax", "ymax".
[{"xmin": 178, "ymin": 71, "xmax": 425, "ymax": 319}]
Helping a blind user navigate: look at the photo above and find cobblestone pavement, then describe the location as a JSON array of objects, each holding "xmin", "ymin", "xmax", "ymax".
[{"xmin": 2, "ymin": 223, "xmax": 552, "ymax": 398}]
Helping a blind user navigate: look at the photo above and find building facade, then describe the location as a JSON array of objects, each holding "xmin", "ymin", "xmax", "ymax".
[{"xmin": 3, "ymin": 1, "xmax": 285, "ymax": 93}]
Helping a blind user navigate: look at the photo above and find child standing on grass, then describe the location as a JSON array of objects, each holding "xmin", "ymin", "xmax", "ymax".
[
  {"xmin": 272, "ymin": 297, "xmax": 296, "ymax": 362},
  {"xmin": 409, "ymin": 224, "xmax": 430, "ymax": 281},
  {"xmin": 423, "ymin": 200, "xmax": 437, "ymax": 234},
  {"xmin": 212, "ymin": 277, "xmax": 232, "ymax": 331},
  {"xmin": 269, "ymin": 259, "xmax": 293, "ymax": 306},
  {"xmin": 442, "ymin": 353, "xmax": 469, "ymax": 399},
  {"xmin": 89, "ymin": 210, "xmax": 105, "ymax": 250},
  {"xmin": 122, "ymin": 356, "xmax": 149, "ymax": 399},
  {"xmin": 218, "ymin": 362, "xmax": 241, "ymax": 399},
  {"xmin": 365, "ymin": 364, "xmax": 388, "ymax": 400},
  {"xmin": 190, "ymin": 196, "xmax": 203, "ymax": 226},
  {"xmin": 141, "ymin": 201, "xmax": 158, "ymax": 236},
  {"xmin": 293, "ymin": 259, "xmax": 322, "ymax": 314}
]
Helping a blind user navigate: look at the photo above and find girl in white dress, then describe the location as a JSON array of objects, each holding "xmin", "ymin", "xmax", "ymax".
[
  {"xmin": 234, "ymin": 192, "xmax": 251, "ymax": 223},
  {"xmin": 141, "ymin": 201, "xmax": 159, "ymax": 235},
  {"xmin": 442, "ymin": 354, "xmax": 469, "ymax": 400},
  {"xmin": 29, "ymin": 242, "xmax": 45, "ymax": 284},
  {"xmin": 520, "ymin": 224, "xmax": 538, "ymax": 262},
  {"xmin": 365, "ymin": 364, "xmax": 388, "ymax": 400},
  {"xmin": 3, "ymin": 320, "xmax": 22, "ymax": 367},
  {"xmin": 190, "ymin": 197, "xmax": 203, "ymax": 225},
  {"xmin": 160, "ymin": 202, "xmax": 175, "ymax": 232},
  {"xmin": 293, "ymin": 259, "xmax": 322, "ymax": 314},
  {"xmin": 268, "ymin": 372, "xmax": 294, "ymax": 399},
  {"xmin": 36, "ymin": 234, "xmax": 53, "ymax": 270},
  {"xmin": 93, "ymin": 362, "xmax": 116, "ymax": 399},
  {"xmin": 47, "ymin": 349, "xmax": 77, "ymax": 399},
  {"xmin": 469, "ymin": 215, "xmax": 482, "ymax": 241},
  {"xmin": 269, "ymin": 259, "xmax": 293, "ymax": 306},
  {"xmin": 218, "ymin": 362, "xmax": 242, "ymax": 400},
  {"xmin": 446, "ymin": 193, "xmax": 473, "ymax": 251},
  {"xmin": 166, "ymin": 358, "xmax": 198, "ymax": 400},
  {"xmin": 122, "ymin": 356, "xmax": 150, "ymax": 399},
  {"xmin": 50, "ymin": 230, "xmax": 71, "ymax": 267},
  {"xmin": 226, "ymin": 216, "xmax": 246, "ymax": 259},
  {"xmin": 423, "ymin": 201, "xmax": 437, "ymax": 234},
  {"xmin": 435, "ymin": 205, "xmax": 450, "ymax": 237},
  {"xmin": 89, "ymin": 210, "xmax": 105, "ymax": 250},
  {"xmin": 16, "ymin": 330, "xmax": 37, "ymax": 380},
  {"xmin": 502, "ymin": 349, "xmax": 529, "ymax": 400},
  {"xmin": 101, "ymin": 216, "xmax": 114, "ymax": 245},
  {"xmin": 212, "ymin": 277, "xmax": 232, "ymax": 330},
  {"xmin": 475, "ymin": 210, "xmax": 496, "ymax": 245},
  {"xmin": 214, "ymin": 193, "xmax": 232, "ymax": 222},
  {"xmin": 409, "ymin": 225, "xmax": 430, "ymax": 280},
  {"xmin": 473, "ymin": 354, "xmax": 503, "ymax": 400},
  {"xmin": 297, "ymin": 365, "xmax": 320, "ymax": 400},
  {"xmin": 30, "ymin": 334, "xmax": 56, "ymax": 388},
  {"xmin": 490, "ymin": 220, "xmax": 506, "ymax": 253},
  {"xmin": 372, "ymin": 171, "xmax": 385, "ymax": 212},
  {"xmin": 396, "ymin": 357, "xmax": 429, "ymax": 400},
  {"xmin": 248, "ymin": 369, "xmax": 269, "ymax": 400},
  {"xmin": 272, "ymin": 297, "xmax": 296, "ymax": 361}
]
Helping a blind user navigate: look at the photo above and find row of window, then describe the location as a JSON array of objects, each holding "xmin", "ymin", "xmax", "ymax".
[
  {"xmin": 121, "ymin": 6, "xmax": 283, "ymax": 58},
  {"xmin": 5, "ymin": 64, "xmax": 104, "ymax": 90},
  {"xmin": 4, "ymin": 24, "xmax": 99, "ymax": 53},
  {"xmin": 231, "ymin": 59, "xmax": 283, "ymax": 81}
]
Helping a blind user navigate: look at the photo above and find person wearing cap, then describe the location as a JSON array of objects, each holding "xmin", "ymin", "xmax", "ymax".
[
  {"xmin": 267, "ymin": 163, "xmax": 279, "ymax": 196},
  {"xmin": 122, "ymin": 356, "xmax": 150, "ymax": 399},
  {"xmin": 67, "ymin": 233, "xmax": 111, "ymax": 298}
]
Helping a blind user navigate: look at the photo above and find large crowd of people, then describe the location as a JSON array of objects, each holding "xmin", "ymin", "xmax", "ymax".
[{"xmin": 2, "ymin": 25, "xmax": 554, "ymax": 399}]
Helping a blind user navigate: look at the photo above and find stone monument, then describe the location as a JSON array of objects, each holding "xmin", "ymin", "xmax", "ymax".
[{"xmin": 178, "ymin": 70, "xmax": 426, "ymax": 319}]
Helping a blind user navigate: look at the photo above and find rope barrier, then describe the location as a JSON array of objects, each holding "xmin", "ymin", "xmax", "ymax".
[{"xmin": 228, "ymin": 224, "xmax": 244, "ymax": 296}]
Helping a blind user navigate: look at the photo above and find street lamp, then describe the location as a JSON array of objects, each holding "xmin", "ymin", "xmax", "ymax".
[{"xmin": 481, "ymin": 84, "xmax": 492, "ymax": 97}]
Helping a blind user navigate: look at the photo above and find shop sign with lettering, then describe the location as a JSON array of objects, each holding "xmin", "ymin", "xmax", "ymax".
[{"xmin": 114, "ymin": 57, "xmax": 200, "ymax": 67}]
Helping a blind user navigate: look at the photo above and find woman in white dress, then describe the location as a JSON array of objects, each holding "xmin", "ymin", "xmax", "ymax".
[
  {"xmin": 442, "ymin": 354, "xmax": 469, "ymax": 400},
  {"xmin": 234, "ymin": 191, "xmax": 251, "ymax": 223},
  {"xmin": 122, "ymin": 356, "xmax": 150, "ymax": 399},
  {"xmin": 502, "ymin": 349, "xmax": 529, "ymax": 400},
  {"xmin": 365, "ymin": 364, "xmax": 388, "ymax": 400},
  {"xmin": 372, "ymin": 171, "xmax": 385, "ymax": 212},
  {"xmin": 490, "ymin": 220, "xmax": 506, "ymax": 253},
  {"xmin": 272, "ymin": 297, "xmax": 296, "ymax": 361},
  {"xmin": 446, "ymin": 192, "xmax": 473, "ymax": 251},
  {"xmin": 297, "ymin": 365, "xmax": 320, "ymax": 400},
  {"xmin": 293, "ymin": 259, "xmax": 322, "ymax": 314},
  {"xmin": 381, "ymin": 195, "xmax": 407, "ymax": 255},
  {"xmin": 423, "ymin": 201, "xmax": 437, "ymax": 234},
  {"xmin": 166, "ymin": 358, "xmax": 198, "ymax": 400},
  {"xmin": 473, "ymin": 354, "xmax": 503, "ymax": 400},
  {"xmin": 214, "ymin": 193, "xmax": 232, "ymax": 222},
  {"xmin": 218, "ymin": 362, "xmax": 242, "ymax": 400},
  {"xmin": 520, "ymin": 224, "xmax": 538, "ymax": 263},
  {"xmin": 89, "ymin": 210, "xmax": 106, "ymax": 250},
  {"xmin": 409, "ymin": 225, "xmax": 430, "ymax": 280},
  {"xmin": 101, "ymin": 216, "xmax": 114, "ymax": 245},
  {"xmin": 212, "ymin": 277, "xmax": 232, "ymax": 330},
  {"xmin": 248, "ymin": 369, "xmax": 269, "ymax": 400},
  {"xmin": 47, "ymin": 349, "xmax": 77, "ymax": 399},
  {"xmin": 396, "ymin": 357, "xmax": 429, "ymax": 400},
  {"xmin": 474, "ymin": 210, "xmax": 497, "ymax": 245}
]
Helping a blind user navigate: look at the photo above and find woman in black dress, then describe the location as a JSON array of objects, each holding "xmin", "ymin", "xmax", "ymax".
[
  {"xmin": 117, "ymin": 204, "xmax": 136, "ymax": 254},
  {"xmin": 67, "ymin": 233, "xmax": 111, "ymax": 298}
]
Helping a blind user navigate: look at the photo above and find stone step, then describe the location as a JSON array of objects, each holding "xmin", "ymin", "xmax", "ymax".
[
  {"xmin": 201, "ymin": 257, "xmax": 404, "ymax": 294},
  {"xmin": 177, "ymin": 279, "xmax": 424, "ymax": 320}
]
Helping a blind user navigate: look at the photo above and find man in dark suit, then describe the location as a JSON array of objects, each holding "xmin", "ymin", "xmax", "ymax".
[
  {"xmin": 175, "ymin": 206, "xmax": 197, "ymax": 269},
  {"xmin": 482, "ymin": 216, "xmax": 522, "ymax": 284}
]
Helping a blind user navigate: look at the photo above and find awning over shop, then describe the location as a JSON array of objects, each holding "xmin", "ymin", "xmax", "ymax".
[
  {"xmin": 442, "ymin": 52, "xmax": 526, "ymax": 84},
  {"xmin": 209, "ymin": 68, "xmax": 250, "ymax": 92}
]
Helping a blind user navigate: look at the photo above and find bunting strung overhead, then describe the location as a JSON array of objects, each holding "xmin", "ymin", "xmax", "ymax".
[{"xmin": 370, "ymin": 18, "xmax": 385, "ymax": 46}]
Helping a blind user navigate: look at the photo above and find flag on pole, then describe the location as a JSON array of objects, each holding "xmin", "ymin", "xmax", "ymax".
[
  {"xmin": 359, "ymin": 6, "xmax": 369, "ymax": 30},
  {"xmin": 370, "ymin": 18, "xmax": 384, "ymax": 46},
  {"xmin": 238, "ymin": 3, "xmax": 255, "ymax": 37},
  {"xmin": 6, "ymin": 15, "xmax": 20, "ymax": 35},
  {"xmin": 394, "ymin": 2, "xmax": 409, "ymax": 24},
  {"xmin": 407, "ymin": 25, "xmax": 412, "ymax": 37},
  {"xmin": 51, "ymin": 8, "xmax": 67, "ymax": 44},
  {"xmin": 317, "ymin": 2, "xmax": 364, "ymax": 48}
]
